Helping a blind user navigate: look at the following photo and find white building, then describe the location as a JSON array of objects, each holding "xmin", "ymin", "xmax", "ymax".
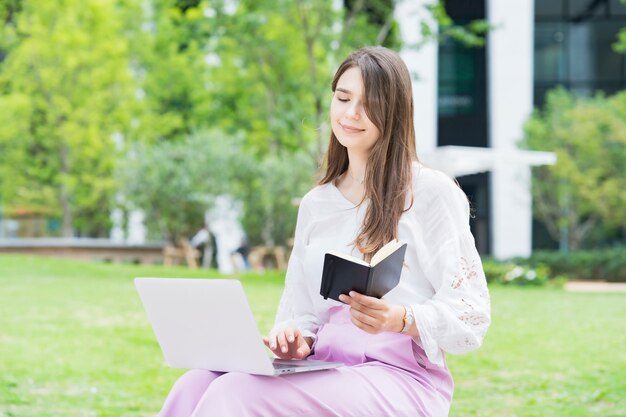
[{"xmin": 395, "ymin": 0, "xmax": 626, "ymax": 259}]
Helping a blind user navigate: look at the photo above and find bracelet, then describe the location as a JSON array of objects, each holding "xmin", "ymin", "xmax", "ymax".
[{"xmin": 401, "ymin": 305, "xmax": 415, "ymax": 333}]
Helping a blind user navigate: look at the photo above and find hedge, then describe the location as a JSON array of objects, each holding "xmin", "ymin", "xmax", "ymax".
[
  {"xmin": 513, "ymin": 248, "xmax": 626, "ymax": 283},
  {"xmin": 481, "ymin": 259, "xmax": 549, "ymax": 286}
]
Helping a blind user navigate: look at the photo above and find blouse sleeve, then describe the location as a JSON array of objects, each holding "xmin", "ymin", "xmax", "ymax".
[
  {"xmin": 270, "ymin": 198, "xmax": 321, "ymax": 340},
  {"xmin": 411, "ymin": 175, "xmax": 491, "ymax": 367}
]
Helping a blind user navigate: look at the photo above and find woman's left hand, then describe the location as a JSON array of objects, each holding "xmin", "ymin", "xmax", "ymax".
[{"xmin": 338, "ymin": 291, "xmax": 405, "ymax": 334}]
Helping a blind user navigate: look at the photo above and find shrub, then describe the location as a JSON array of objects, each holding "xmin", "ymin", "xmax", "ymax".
[
  {"xmin": 482, "ymin": 259, "xmax": 513, "ymax": 284},
  {"xmin": 515, "ymin": 248, "xmax": 626, "ymax": 282},
  {"xmin": 482, "ymin": 259, "xmax": 549, "ymax": 286}
]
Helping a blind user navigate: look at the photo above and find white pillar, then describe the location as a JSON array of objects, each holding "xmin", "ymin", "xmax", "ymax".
[
  {"xmin": 395, "ymin": 0, "xmax": 438, "ymax": 156},
  {"xmin": 110, "ymin": 208, "xmax": 125, "ymax": 243},
  {"xmin": 491, "ymin": 161, "xmax": 533, "ymax": 259},
  {"xmin": 127, "ymin": 210, "xmax": 147, "ymax": 244},
  {"xmin": 207, "ymin": 196, "xmax": 245, "ymax": 274},
  {"xmin": 488, "ymin": 0, "xmax": 534, "ymax": 258}
]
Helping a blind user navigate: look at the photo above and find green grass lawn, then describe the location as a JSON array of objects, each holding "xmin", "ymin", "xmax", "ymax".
[{"xmin": 0, "ymin": 255, "xmax": 624, "ymax": 417}]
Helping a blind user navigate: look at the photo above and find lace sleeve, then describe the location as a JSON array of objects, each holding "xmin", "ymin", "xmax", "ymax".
[{"xmin": 411, "ymin": 175, "xmax": 491, "ymax": 367}]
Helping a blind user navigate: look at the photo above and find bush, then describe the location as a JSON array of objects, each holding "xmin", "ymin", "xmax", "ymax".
[
  {"xmin": 515, "ymin": 248, "xmax": 626, "ymax": 282},
  {"xmin": 240, "ymin": 151, "xmax": 316, "ymax": 247},
  {"xmin": 482, "ymin": 259, "xmax": 513, "ymax": 284},
  {"xmin": 119, "ymin": 131, "xmax": 256, "ymax": 242},
  {"xmin": 482, "ymin": 259, "xmax": 549, "ymax": 286}
]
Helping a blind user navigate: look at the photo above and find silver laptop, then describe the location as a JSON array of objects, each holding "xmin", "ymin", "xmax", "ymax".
[{"xmin": 134, "ymin": 277, "xmax": 343, "ymax": 376}]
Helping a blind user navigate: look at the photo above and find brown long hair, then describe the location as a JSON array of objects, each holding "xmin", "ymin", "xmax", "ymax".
[{"xmin": 320, "ymin": 46, "xmax": 417, "ymax": 261}]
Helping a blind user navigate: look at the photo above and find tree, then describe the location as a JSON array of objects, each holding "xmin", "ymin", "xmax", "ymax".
[
  {"xmin": 193, "ymin": 0, "xmax": 489, "ymax": 246},
  {"xmin": 522, "ymin": 88, "xmax": 626, "ymax": 251},
  {"xmin": 113, "ymin": 0, "xmax": 403, "ymax": 245},
  {"xmin": 200, "ymin": 0, "xmax": 338, "ymax": 159},
  {"xmin": 240, "ymin": 151, "xmax": 316, "ymax": 246},
  {"xmin": 0, "ymin": 1, "xmax": 22, "ymax": 59},
  {"xmin": 0, "ymin": 0, "xmax": 138, "ymax": 236},
  {"xmin": 1, "ymin": 0, "xmax": 489, "ymax": 244},
  {"xmin": 118, "ymin": 0, "xmax": 215, "ymax": 142},
  {"xmin": 204, "ymin": 0, "xmax": 488, "ymax": 159},
  {"xmin": 119, "ymin": 131, "xmax": 254, "ymax": 241},
  {"xmin": 418, "ymin": 0, "xmax": 492, "ymax": 48}
]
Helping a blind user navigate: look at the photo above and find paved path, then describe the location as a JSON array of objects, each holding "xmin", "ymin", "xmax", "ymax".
[{"xmin": 565, "ymin": 281, "xmax": 626, "ymax": 293}]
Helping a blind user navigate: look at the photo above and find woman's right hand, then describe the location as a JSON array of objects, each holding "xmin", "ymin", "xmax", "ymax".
[{"xmin": 263, "ymin": 327, "xmax": 312, "ymax": 360}]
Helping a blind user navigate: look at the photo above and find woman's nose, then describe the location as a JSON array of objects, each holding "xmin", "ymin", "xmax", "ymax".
[{"xmin": 345, "ymin": 103, "xmax": 360, "ymax": 120}]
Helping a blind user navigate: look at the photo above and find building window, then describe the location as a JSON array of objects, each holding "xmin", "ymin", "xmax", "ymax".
[
  {"xmin": 534, "ymin": 0, "xmax": 626, "ymax": 106},
  {"xmin": 437, "ymin": 0, "xmax": 488, "ymax": 148}
]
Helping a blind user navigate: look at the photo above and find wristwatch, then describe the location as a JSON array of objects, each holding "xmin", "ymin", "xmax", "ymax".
[{"xmin": 401, "ymin": 305, "xmax": 414, "ymax": 333}]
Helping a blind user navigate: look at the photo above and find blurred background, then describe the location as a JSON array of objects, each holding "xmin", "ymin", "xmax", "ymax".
[
  {"xmin": 1, "ymin": 0, "xmax": 625, "ymax": 272},
  {"xmin": 0, "ymin": 1, "xmax": 625, "ymax": 416}
]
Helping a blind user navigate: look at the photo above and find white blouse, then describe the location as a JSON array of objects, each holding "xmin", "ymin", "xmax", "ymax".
[{"xmin": 271, "ymin": 163, "xmax": 491, "ymax": 367}]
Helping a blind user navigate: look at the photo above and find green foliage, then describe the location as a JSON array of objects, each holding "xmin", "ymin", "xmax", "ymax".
[
  {"xmin": 240, "ymin": 152, "xmax": 316, "ymax": 246},
  {"xmin": 518, "ymin": 248, "xmax": 626, "ymax": 283},
  {"xmin": 420, "ymin": 0, "xmax": 492, "ymax": 48},
  {"xmin": 200, "ymin": 0, "xmax": 403, "ymax": 160},
  {"xmin": 119, "ymin": 131, "xmax": 252, "ymax": 241},
  {"xmin": 123, "ymin": 0, "xmax": 214, "ymax": 142},
  {"xmin": 115, "ymin": 0, "xmax": 413, "ymax": 245},
  {"xmin": 0, "ymin": 0, "xmax": 138, "ymax": 236},
  {"xmin": 615, "ymin": 27, "xmax": 626, "ymax": 53},
  {"xmin": 482, "ymin": 259, "xmax": 549, "ymax": 286},
  {"xmin": 522, "ymin": 88, "xmax": 626, "ymax": 250},
  {"xmin": 0, "ymin": 1, "xmax": 21, "ymax": 53},
  {"xmin": 613, "ymin": 0, "xmax": 626, "ymax": 53},
  {"xmin": 342, "ymin": 0, "xmax": 401, "ymax": 50},
  {"xmin": 486, "ymin": 247, "xmax": 626, "ymax": 284},
  {"xmin": 204, "ymin": 0, "xmax": 326, "ymax": 156},
  {"xmin": 118, "ymin": 129, "xmax": 316, "ymax": 246},
  {"xmin": 0, "ymin": 0, "xmax": 492, "ymax": 244}
]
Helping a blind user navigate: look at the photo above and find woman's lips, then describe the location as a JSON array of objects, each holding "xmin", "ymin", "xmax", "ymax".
[{"xmin": 340, "ymin": 123, "xmax": 365, "ymax": 133}]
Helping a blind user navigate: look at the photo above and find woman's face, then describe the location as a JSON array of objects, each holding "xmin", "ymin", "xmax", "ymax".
[{"xmin": 330, "ymin": 67, "xmax": 380, "ymax": 154}]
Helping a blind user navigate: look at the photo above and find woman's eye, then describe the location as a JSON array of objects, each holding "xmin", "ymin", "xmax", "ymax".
[{"xmin": 337, "ymin": 97, "xmax": 349, "ymax": 102}]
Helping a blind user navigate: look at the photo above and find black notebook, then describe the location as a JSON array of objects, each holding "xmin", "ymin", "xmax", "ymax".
[{"xmin": 320, "ymin": 240, "xmax": 407, "ymax": 302}]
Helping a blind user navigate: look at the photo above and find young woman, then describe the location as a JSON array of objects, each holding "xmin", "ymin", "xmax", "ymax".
[{"xmin": 158, "ymin": 46, "xmax": 491, "ymax": 417}]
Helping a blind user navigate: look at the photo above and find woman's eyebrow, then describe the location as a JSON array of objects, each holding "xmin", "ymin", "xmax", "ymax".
[{"xmin": 335, "ymin": 87, "xmax": 352, "ymax": 94}]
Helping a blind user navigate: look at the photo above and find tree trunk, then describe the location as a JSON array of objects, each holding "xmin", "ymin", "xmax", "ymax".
[
  {"xmin": 297, "ymin": 0, "xmax": 326, "ymax": 161},
  {"xmin": 59, "ymin": 141, "xmax": 73, "ymax": 237},
  {"xmin": 569, "ymin": 216, "xmax": 599, "ymax": 251}
]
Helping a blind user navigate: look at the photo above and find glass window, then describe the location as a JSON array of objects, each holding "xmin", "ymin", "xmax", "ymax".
[
  {"xmin": 534, "ymin": 22, "xmax": 568, "ymax": 82},
  {"xmin": 445, "ymin": 0, "xmax": 485, "ymax": 20},
  {"xmin": 568, "ymin": 0, "xmax": 607, "ymax": 20},
  {"xmin": 534, "ymin": 4, "xmax": 626, "ymax": 106},
  {"xmin": 437, "ymin": 38, "xmax": 488, "ymax": 147},
  {"xmin": 438, "ymin": 40, "xmax": 483, "ymax": 116},
  {"xmin": 569, "ymin": 21, "xmax": 626, "ymax": 82},
  {"xmin": 536, "ymin": 0, "xmax": 564, "ymax": 18},
  {"xmin": 609, "ymin": 0, "xmax": 626, "ymax": 16},
  {"xmin": 437, "ymin": 0, "xmax": 488, "ymax": 148}
]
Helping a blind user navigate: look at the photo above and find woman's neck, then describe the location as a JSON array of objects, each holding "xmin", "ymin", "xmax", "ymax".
[
  {"xmin": 333, "ymin": 151, "xmax": 368, "ymax": 206},
  {"xmin": 346, "ymin": 152, "xmax": 368, "ymax": 183}
]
